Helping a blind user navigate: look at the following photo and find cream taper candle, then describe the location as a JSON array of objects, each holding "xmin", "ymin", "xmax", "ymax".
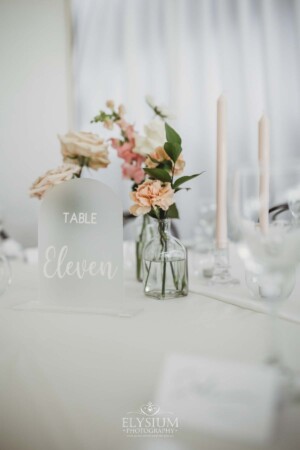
[
  {"xmin": 216, "ymin": 94, "xmax": 228, "ymax": 249},
  {"xmin": 258, "ymin": 114, "xmax": 270, "ymax": 233}
]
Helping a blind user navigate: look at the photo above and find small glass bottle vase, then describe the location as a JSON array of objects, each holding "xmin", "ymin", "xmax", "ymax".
[
  {"xmin": 143, "ymin": 219, "xmax": 188, "ymax": 299},
  {"xmin": 136, "ymin": 214, "xmax": 153, "ymax": 282}
]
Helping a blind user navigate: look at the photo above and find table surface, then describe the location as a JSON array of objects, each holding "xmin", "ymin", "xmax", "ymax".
[{"xmin": 0, "ymin": 250, "xmax": 300, "ymax": 450}]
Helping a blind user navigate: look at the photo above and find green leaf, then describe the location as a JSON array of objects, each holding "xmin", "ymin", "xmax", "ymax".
[
  {"xmin": 148, "ymin": 209, "xmax": 159, "ymax": 220},
  {"xmin": 173, "ymin": 172, "xmax": 205, "ymax": 190},
  {"xmin": 164, "ymin": 142, "xmax": 182, "ymax": 163},
  {"xmin": 157, "ymin": 160, "xmax": 173, "ymax": 171},
  {"xmin": 147, "ymin": 155, "xmax": 173, "ymax": 171},
  {"xmin": 144, "ymin": 168, "xmax": 172, "ymax": 183},
  {"xmin": 174, "ymin": 187, "xmax": 191, "ymax": 192},
  {"xmin": 166, "ymin": 203, "xmax": 180, "ymax": 219},
  {"xmin": 165, "ymin": 123, "xmax": 182, "ymax": 145},
  {"xmin": 147, "ymin": 155, "xmax": 161, "ymax": 164}
]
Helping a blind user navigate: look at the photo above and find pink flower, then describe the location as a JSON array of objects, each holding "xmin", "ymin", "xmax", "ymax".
[
  {"xmin": 122, "ymin": 162, "xmax": 145, "ymax": 184},
  {"xmin": 111, "ymin": 139, "xmax": 135, "ymax": 163},
  {"xmin": 111, "ymin": 119, "xmax": 146, "ymax": 183},
  {"xmin": 125, "ymin": 124, "xmax": 135, "ymax": 141},
  {"xmin": 129, "ymin": 179, "xmax": 175, "ymax": 216}
]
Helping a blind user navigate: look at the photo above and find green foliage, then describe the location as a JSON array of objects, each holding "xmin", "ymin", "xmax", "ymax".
[
  {"xmin": 166, "ymin": 203, "xmax": 180, "ymax": 219},
  {"xmin": 91, "ymin": 110, "xmax": 120, "ymax": 124},
  {"xmin": 164, "ymin": 142, "xmax": 182, "ymax": 163},
  {"xmin": 157, "ymin": 160, "xmax": 173, "ymax": 171},
  {"xmin": 144, "ymin": 168, "xmax": 172, "ymax": 183},
  {"xmin": 165, "ymin": 123, "xmax": 182, "ymax": 145},
  {"xmin": 147, "ymin": 155, "xmax": 161, "ymax": 164},
  {"xmin": 173, "ymin": 172, "xmax": 204, "ymax": 190}
]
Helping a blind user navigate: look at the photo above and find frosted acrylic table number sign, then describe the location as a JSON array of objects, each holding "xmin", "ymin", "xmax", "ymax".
[{"xmin": 19, "ymin": 178, "xmax": 138, "ymax": 316}]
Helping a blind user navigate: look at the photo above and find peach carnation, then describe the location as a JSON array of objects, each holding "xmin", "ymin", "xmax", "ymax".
[{"xmin": 129, "ymin": 179, "xmax": 175, "ymax": 216}]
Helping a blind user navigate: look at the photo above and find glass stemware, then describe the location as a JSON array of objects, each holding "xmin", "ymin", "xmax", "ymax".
[
  {"xmin": 0, "ymin": 208, "xmax": 12, "ymax": 295},
  {"xmin": 230, "ymin": 165, "xmax": 300, "ymax": 396},
  {"xmin": 0, "ymin": 252, "xmax": 12, "ymax": 295}
]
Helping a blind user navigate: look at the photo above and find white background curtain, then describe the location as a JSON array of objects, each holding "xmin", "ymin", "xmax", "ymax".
[
  {"xmin": 72, "ymin": 0, "xmax": 300, "ymax": 238},
  {"xmin": 0, "ymin": 0, "xmax": 72, "ymax": 246}
]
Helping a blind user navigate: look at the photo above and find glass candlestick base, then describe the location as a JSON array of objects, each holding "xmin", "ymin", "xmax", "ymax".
[{"xmin": 210, "ymin": 247, "xmax": 239, "ymax": 285}]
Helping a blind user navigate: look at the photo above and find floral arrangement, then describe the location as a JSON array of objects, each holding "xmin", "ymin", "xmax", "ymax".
[
  {"xmin": 91, "ymin": 97, "xmax": 180, "ymax": 281},
  {"xmin": 92, "ymin": 96, "xmax": 201, "ymax": 222},
  {"xmin": 92, "ymin": 100, "xmax": 145, "ymax": 185},
  {"xmin": 91, "ymin": 97, "xmax": 174, "ymax": 188},
  {"xmin": 129, "ymin": 122, "xmax": 202, "ymax": 220},
  {"xmin": 29, "ymin": 95, "xmax": 202, "ymax": 297},
  {"xmin": 29, "ymin": 131, "xmax": 110, "ymax": 199},
  {"xmin": 128, "ymin": 121, "xmax": 203, "ymax": 299},
  {"xmin": 91, "ymin": 98, "xmax": 202, "ymax": 288}
]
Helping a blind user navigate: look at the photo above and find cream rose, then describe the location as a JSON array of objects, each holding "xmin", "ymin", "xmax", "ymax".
[
  {"xmin": 134, "ymin": 119, "xmax": 166, "ymax": 157},
  {"xmin": 59, "ymin": 131, "xmax": 110, "ymax": 170},
  {"xmin": 145, "ymin": 146, "xmax": 185, "ymax": 176},
  {"xmin": 29, "ymin": 164, "xmax": 81, "ymax": 199},
  {"xmin": 129, "ymin": 179, "xmax": 175, "ymax": 216}
]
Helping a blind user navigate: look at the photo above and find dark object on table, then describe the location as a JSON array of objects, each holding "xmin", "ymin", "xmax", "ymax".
[
  {"xmin": 269, "ymin": 203, "xmax": 289, "ymax": 221},
  {"xmin": 0, "ymin": 230, "xmax": 9, "ymax": 240}
]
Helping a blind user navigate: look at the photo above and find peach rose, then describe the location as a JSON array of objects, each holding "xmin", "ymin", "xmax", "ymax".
[
  {"xmin": 29, "ymin": 164, "xmax": 81, "ymax": 199},
  {"xmin": 129, "ymin": 179, "xmax": 175, "ymax": 216},
  {"xmin": 58, "ymin": 131, "xmax": 110, "ymax": 170},
  {"xmin": 145, "ymin": 146, "xmax": 185, "ymax": 176}
]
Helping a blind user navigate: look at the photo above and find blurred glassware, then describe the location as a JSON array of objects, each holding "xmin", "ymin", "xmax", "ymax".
[
  {"xmin": 230, "ymin": 165, "xmax": 300, "ymax": 395},
  {"xmin": 1, "ymin": 238, "xmax": 23, "ymax": 260},
  {"xmin": 191, "ymin": 201, "xmax": 216, "ymax": 278},
  {"xmin": 192, "ymin": 200, "xmax": 239, "ymax": 284},
  {"xmin": 190, "ymin": 244, "xmax": 215, "ymax": 279},
  {"xmin": 0, "ymin": 207, "xmax": 6, "ymax": 246},
  {"xmin": 210, "ymin": 246, "xmax": 239, "ymax": 285},
  {"xmin": 288, "ymin": 185, "xmax": 300, "ymax": 225},
  {"xmin": 0, "ymin": 206, "xmax": 22, "ymax": 260},
  {"xmin": 194, "ymin": 201, "xmax": 216, "ymax": 250},
  {"xmin": 0, "ymin": 252, "xmax": 12, "ymax": 295},
  {"xmin": 0, "ymin": 207, "xmax": 12, "ymax": 294}
]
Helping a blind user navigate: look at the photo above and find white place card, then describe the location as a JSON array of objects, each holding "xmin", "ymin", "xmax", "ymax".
[
  {"xmin": 156, "ymin": 354, "xmax": 280, "ymax": 444},
  {"xmin": 37, "ymin": 178, "xmax": 123, "ymax": 313}
]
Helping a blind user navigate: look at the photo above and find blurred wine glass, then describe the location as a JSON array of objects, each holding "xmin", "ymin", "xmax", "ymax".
[
  {"xmin": 230, "ymin": 165, "xmax": 300, "ymax": 395},
  {"xmin": 0, "ymin": 207, "xmax": 12, "ymax": 295},
  {"xmin": 191, "ymin": 201, "xmax": 216, "ymax": 278}
]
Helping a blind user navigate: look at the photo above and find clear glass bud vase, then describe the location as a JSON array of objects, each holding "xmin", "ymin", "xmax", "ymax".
[
  {"xmin": 136, "ymin": 215, "xmax": 153, "ymax": 282},
  {"xmin": 143, "ymin": 219, "xmax": 188, "ymax": 299}
]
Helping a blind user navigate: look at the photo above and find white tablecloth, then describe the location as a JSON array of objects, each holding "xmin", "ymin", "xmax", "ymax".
[{"xmin": 0, "ymin": 250, "xmax": 300, "ymax": 450}]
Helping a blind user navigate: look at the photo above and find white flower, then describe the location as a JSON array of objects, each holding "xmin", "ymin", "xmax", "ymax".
[
  {"xmin": 58, "ymin": 131, "xmax": 110, "ymax": 170},
  {"xmin": 145, "ymin": 95, "xmax": 176, "ymax": 120},
  {"xmin": 134, "ymin": 119, "xmax": 166, "ymax": 156}
]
